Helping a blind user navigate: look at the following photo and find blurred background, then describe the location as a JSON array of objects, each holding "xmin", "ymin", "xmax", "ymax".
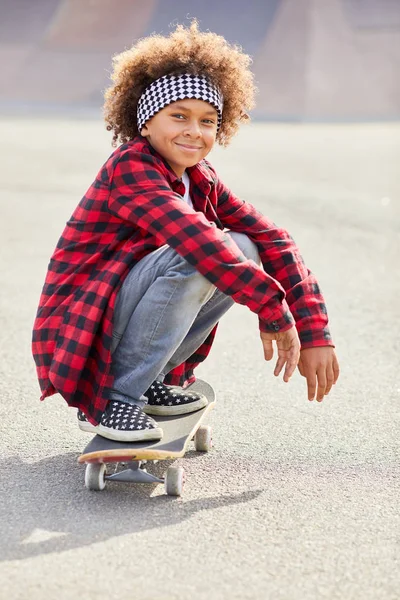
[
  {"xmin": 1, "ymin": 2, "xmax": 400, "ymax": 599},
  {"xmin": 1, "ymin": 0, "xmax": 399, "ymax": 120}
]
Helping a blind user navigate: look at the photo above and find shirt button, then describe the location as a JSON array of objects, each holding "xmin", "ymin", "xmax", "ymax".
[{"xmin": 274, "ymin": 325, "xmax": 280, "ymax": 331}]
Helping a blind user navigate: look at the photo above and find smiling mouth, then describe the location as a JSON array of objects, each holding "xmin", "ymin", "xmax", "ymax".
[{"xmin": 175, "ymin": 143, "xmax": 202, "ymax": 150}]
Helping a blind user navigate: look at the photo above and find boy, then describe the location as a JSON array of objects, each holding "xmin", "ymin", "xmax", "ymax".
[{"xmin": 32, "ymin": 22, "xmax": 339, "ymax": 443}]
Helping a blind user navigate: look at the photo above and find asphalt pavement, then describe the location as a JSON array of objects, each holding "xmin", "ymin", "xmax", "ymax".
[{"xmin": 0, "ymin": 117, "xmax": 399, "ymax": 599}]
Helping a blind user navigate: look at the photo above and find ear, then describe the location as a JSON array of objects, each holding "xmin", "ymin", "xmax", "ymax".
[{"xmin": 140, "ymin": 124, "xmax": 149, "ymax": 137}]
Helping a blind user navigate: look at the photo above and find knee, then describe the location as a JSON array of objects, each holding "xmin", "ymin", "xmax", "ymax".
[
  {"xmin": 166, "ymin": 248, "xmax": 202, "ymax": 279},
  {"xmin": 166, "ymin": 248, "xmax": 215, "ymax": 297},
  {"xmin": 228, "ymin": 232, "xmax": 261, "ymax": 265}
]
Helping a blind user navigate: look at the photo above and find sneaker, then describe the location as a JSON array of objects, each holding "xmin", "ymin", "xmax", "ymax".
[
  {"xmin": 77, "ymin": 410, "xmax": 97, "ymax": 434},
  {"xmin": 78, "ymin": 403, "xmax": 163, "ymax": 442},
  {"xmin": 143, "ymin": 381, "xmax": 208, "ymax": 416}
]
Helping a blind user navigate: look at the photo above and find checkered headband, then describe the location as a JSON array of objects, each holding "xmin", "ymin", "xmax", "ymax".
[{"xmin": 137, "ymin": 74, "xmax": 223, "ymax": 132}]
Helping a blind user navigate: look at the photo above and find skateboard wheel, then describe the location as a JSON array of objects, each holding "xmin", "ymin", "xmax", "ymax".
[
  {"xmin": 165, "ymin": 466, "xmax": 185, "ymax": 496},
  {"xmin": 85, "ymin": 463, "xmax": 106, "ymax": 491},
  {"xmin": 194, "ymin": 425, "xmax": 212, "ymax": 452}
]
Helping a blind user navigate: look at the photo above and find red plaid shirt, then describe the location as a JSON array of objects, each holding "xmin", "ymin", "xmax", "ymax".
[{"xmin": 32, "ymin": 136, "xmax": 333, "ymax": 424}]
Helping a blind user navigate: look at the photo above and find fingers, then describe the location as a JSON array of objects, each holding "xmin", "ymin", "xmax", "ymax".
[
  {"xmin": 307, "ymin": 373, "xmax": 317, "ymax": 401},
  {"xmin": 262, "ymin": 327, "xmax": 300, "ymax": 382},
  {"xmin": 323, "ymin": 353, "xmax": 339, "ymax": 398},
  {"xmin": 297, "ymin": 358, "xmax": 304, "ymax": 377},
  {"xmin": 325, "ymin": 366, "xmax": 335, "ymax": 396},
  {"xmin": 274, "ymin": 351, "xmax": 299, "ymax": 382},
  {"xmin": 262, "ymin": 338, "xmax": 274, "ymax": 361},
  {"xmin": 333, "ymin": 354, "xmax": 340, "ymax": 384},
  {"xmin": 307, "ymin": 364, "xmax": 338, "ymax": 402},
  {"xmin": 274, "ymin": 331, "xmax": 300, "ymax": 381},
  {"xmin": 316, "ymin": 367, "xmax": 327, "ymax": 402},
  {"xmin": 299, "ymin": 348, "xmax": 340, "ymax": 402},
  {"xmin": 311, "ymin": 366, "xmax": 336, "ymax": 402},
  {"xmin": 308, "ymin": 368, "xmax": 329, "ymax": 402},
  {"xmin": 274, "ymin": 354, "xmax": 286, "ymax": 377},
  {"xmin": 283, "ymin": 347, "xmax": 300, "ymax": 382}
]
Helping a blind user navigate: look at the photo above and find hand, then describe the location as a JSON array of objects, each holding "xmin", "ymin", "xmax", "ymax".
[
  {"xmin": 298, "ymin": 347, "xmax": 340, "ymax": 402},
  {"xmin": 260, "ymin": 326, "xmax": 301, "ymax": 383}
]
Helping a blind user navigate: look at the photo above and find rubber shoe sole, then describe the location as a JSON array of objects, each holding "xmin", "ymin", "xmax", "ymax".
[
  {"xmin": 78, "ymin": 420, "xmax": 98, "ymax": 434},
  {"xmin": 143, "ymin": 395, "xmax": 208, "ymax": 416},
  {"xmin": 96, "ymin": 424, "xmax": 163, "ymax": 442}
]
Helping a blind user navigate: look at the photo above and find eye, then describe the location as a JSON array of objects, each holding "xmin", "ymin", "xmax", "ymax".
[
  {"xmin": 171, "ymin": 113, "xmax": 185, "ymax": 120},
  {"xmin": 202, "ymin": 119, "xmax": 216, "ymax": 125}
]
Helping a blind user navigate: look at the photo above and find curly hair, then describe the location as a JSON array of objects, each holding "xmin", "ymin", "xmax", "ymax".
[{"xmin": 103, "ymin": 21, "xmax": 256, "ymax": 147}]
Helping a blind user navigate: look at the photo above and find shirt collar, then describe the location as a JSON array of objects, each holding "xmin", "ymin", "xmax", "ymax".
[{"xmin": 136, "ymin": 136, "xmax": 215, "ymax": 186}]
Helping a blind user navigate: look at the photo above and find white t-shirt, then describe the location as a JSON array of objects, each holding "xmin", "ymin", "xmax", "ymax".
[{"xmin": 181, "ymin": 171, "xmax": 194, "ymax": 209}]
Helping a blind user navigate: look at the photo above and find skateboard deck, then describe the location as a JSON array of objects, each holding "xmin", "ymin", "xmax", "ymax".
[{"xmin": 78, "ymin": 379, "xmax": 215, "ymax": 495}]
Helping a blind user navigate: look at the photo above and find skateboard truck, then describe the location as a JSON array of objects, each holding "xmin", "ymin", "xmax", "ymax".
[
  {"xmin": 85, "ymin": 460, "xmax": 186, "ymax": 495},
  {"xmin": 105, "ymin": 461, "xmax": 164, "ymax": 485}
]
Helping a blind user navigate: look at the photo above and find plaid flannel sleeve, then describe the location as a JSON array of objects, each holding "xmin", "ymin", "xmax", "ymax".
[
  {"xmin": 107, "ymin": 149, "xmax": 294, "ymax": 332},
  {"xmin": 214, "ymin": 177, "xmax": 333, "ymax": 348}
]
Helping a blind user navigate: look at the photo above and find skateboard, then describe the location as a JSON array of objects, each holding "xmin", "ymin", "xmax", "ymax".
[{"xmin": 78, "ymin": 379, "xmax": 215, "ymax": 496}]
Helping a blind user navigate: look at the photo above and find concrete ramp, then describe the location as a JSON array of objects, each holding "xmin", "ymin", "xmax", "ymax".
[
  {"xmin": 252, "ymin": 0, "xmax": 400, "ymax": 119},
  {"xmin": 1, "ymin": 0, "xmax": 399, "ymax": 119}
]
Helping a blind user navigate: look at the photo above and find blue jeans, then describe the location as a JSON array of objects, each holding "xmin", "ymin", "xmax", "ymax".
[{"xmin": 110, "ymin": 232, "xmax": 260, "ymax": 408}]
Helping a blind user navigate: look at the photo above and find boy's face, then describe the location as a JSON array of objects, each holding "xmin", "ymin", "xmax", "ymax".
[{"xmin": 141, "ymin": 98, "xmax": 218, "ymax": 178}]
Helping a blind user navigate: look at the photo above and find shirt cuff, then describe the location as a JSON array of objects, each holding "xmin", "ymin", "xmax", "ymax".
[
  {"xmin": 258, "ymin": 300, "xmax": 295, "ymax": 334},
  {"xmin": 298, "ymin": 326, "xmax": 335, "ymax": 349}
]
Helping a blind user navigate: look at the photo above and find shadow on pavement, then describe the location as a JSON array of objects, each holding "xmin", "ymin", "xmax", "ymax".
[{"xmin": 0, "ymin": 452, "xmax": 262, "ymax": 561}]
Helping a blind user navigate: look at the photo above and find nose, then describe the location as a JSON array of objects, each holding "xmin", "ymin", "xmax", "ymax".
[{"xmin": 183, "ymin": 119, "xmax": 201, "ymax": 138}]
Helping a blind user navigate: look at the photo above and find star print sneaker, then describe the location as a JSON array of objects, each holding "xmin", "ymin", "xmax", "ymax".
[
  {"xmin": 77, "ymin": 409, "xmax": 97, "ymax": 434},
  {"xmin": 143, "ymin": 381, "xmax": 208, "ymax": 416},
  {"xmin": 98, "ymin": 402, "xmax": 163, "ymax": 442},
  {"xmin": 78, "ymin": 403, "xmax": 163, "ymax": 442}
]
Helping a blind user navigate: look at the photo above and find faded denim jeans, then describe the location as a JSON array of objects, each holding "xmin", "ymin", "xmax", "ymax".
[{"xmin": 110, "ymin": 231, "xmax": 260, "ymax": 408}]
